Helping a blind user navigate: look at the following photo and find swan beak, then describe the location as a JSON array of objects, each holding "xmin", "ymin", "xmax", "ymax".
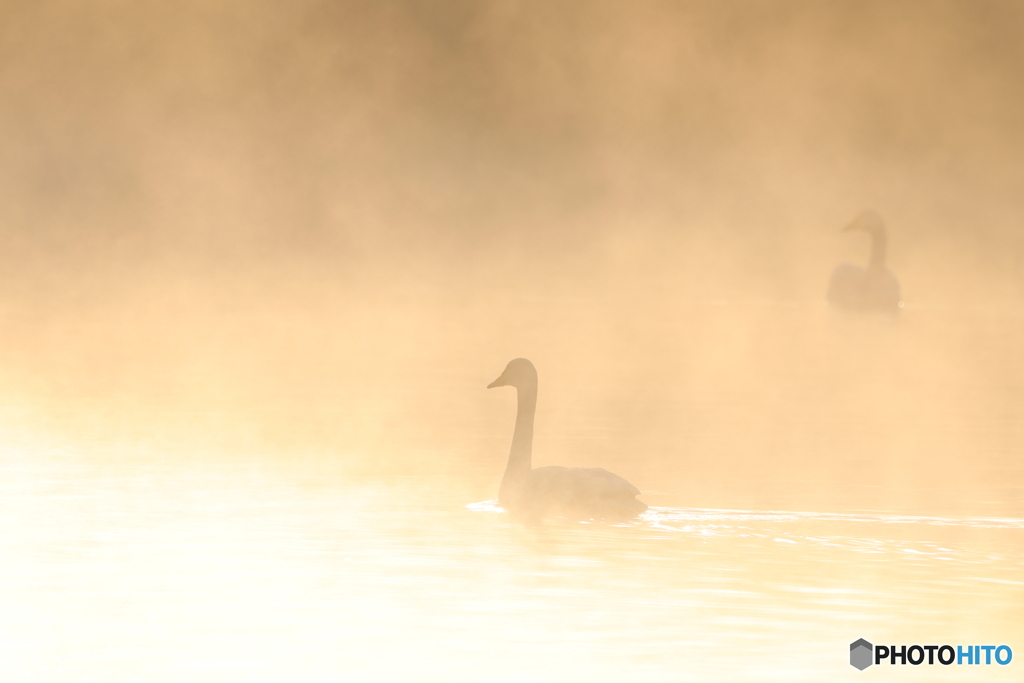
[{"xmin": 487, "ymin": 376, "xmax": 505, "ymax": 389}]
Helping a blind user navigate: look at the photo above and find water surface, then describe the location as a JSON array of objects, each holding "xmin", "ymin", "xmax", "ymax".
[{"xmin": 2, "ymin": 450, "xmax": 1022, "ymax": 682}]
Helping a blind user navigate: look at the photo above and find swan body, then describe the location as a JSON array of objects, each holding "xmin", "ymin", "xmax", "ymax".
[
  {"xmin": 827, "ymin": 210, "xmax": 902, "ymax": 312},
  {"xmin": 488, "ymin": 358, "xmax": 647, "ymax": 522}
]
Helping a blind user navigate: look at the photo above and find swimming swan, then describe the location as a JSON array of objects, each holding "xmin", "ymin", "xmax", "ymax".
[
  {"xmin": 827, "ymin": 210, "xmax": 902, "ymax": 312},
  {"xmin": 487, "ymin": 358, "xmax": 647, "ymax": 522}
]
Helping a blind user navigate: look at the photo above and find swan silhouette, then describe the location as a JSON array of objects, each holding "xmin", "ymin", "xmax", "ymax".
[
  {"xmin": 487, "ymin": 358, "xmax": 647, "ymax": 522},
  {"xmin": 827, "ymin": 210, "xmax": 903, "ymax": 312}
]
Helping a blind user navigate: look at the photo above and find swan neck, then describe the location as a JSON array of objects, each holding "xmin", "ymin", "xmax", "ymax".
[
  {"xmin": 868, "ymin": 229, "xmax": 887, "ymax": 269},
  {"xmin": 500, "ymin": 382, "xmax": 536, "ymax": 504}
]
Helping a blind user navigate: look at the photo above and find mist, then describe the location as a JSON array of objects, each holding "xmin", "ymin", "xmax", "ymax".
[
  {"xmin": 2, "ymin": 1, "xmax": 1021, "ymax": 510},
  {"xmin": 3, "ymin": 1, "xmax": 1024, "ymax": 679}
]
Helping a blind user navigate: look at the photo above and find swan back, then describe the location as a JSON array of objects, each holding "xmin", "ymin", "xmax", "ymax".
[
  {"xmin": 512, "ymin": 466, "xmax": 648, "ymax": 522},
  {"xmin": 827, "ymin": 263, "xmax": 902, "ymax": 311}
]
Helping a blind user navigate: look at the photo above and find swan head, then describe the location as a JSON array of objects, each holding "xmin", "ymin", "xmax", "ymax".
[
  {"xmin": 487, "ymin": 358, "xmax": 537, "ymax": 390},
  {"xmin": 842, "ymin": 210, "xmax": 885, "ymax": 235}
]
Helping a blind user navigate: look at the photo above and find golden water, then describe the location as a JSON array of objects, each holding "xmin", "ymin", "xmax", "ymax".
[
  {"xmin": 3, "ymin": 2, "xmax": 1023, "ymax": 680},
  {"xmin": 1, "ymin": 301, "xmax": 1022, "ymax": 682}
]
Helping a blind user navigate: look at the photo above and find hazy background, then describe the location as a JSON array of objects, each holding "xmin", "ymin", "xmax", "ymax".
[{"xmin": 1, "ymin": 0, "xmax": 1023, "ymax": 514}]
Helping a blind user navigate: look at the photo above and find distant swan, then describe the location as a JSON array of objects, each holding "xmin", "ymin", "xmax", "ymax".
[
  {"xmin": 487, "ymin": 358, "xmax": 647, "ymax": 522},
  {"xmin": 827, "ymin": 210, "xmax": 903, "ymax": 312}
]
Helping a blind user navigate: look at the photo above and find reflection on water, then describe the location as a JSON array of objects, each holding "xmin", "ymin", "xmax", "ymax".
[
  {"xmin": 2, "ymin": 447, "xmax": 1022, "ymax": 682},
  {"xmin": 1, "ymin": 299, "xmax": 1022, "ymax": 682},
  {"xmin": 4, "ymin": 0, "xmax": 1024, "ymax": 675}
]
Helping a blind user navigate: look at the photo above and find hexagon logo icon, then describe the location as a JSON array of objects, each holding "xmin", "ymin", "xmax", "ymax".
[{"xmin": 850, "ymin": 639, "xmax": 873, "ymax": 670}]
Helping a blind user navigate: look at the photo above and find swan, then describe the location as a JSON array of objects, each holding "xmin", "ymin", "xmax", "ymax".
[
  {"xmin": 827, "ymin": 210, "xmax": 903, "ymax": 312},
  {"xmin": 487, "ymin": 358, "xmax": 647, "ymax": 522}
]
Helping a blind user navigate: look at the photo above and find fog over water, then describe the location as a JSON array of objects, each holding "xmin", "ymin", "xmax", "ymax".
[{"xmin": 1, "ymin": 1, "xmax": 1023, "ymax": 680}]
